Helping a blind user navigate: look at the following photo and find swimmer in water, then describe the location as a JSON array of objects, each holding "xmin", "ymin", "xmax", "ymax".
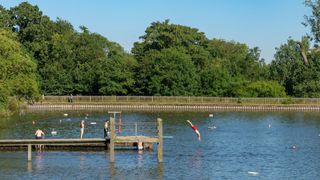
[{"xmin": 187, "ymin": 120, "xmax": 201, "ymax": 141}]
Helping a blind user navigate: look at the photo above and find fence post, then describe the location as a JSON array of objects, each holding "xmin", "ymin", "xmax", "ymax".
[
  {"xmin": 110, "ymin": 117, "xmax": 115, "ymax": 163},
  {"xmin": 157, "ymin": 118, "xmax": 163, "ymax": 163}
]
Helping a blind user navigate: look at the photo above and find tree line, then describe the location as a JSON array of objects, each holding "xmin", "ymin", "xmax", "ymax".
[{"xmin": 1, "ymin": 1, "xmax": 320, "ymax": 114}]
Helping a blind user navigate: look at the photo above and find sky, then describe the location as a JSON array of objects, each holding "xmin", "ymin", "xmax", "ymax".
[{"xmin": 1, "ymin": 0, "xmax": 310, "ymax": 63}]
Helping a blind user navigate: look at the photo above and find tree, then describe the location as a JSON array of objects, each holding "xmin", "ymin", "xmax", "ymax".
[
  {"xmin": 304, "ymin": 0, "xmax": 320, "ymax": 44},
  {"xmin": 206, "ymin": 39, "xmax": 267, "ymax": 81},
  {"xmin": 234, "ymin": 81, "xmax": 287, "ymax": 97},
  {"xmin": 199, "ymin": 62, "xmax": 232, "ymax": 96},
  {"xmin": 0, "ymin": 5, "xmax": 11, "ymax": 29},
  {"xmin": 0, "ymin": 29, "xmax": 39, "ymax": 110},
  {"xmin": 269, "ymin": 38, "xmax": 320, "ymax": 97},
  {"xmin": 9, "ymin": 2, "xmax": 43, "ymax": 33},
  {"xmin": 134, "ymin": 48, "xmax": 199, "ymax": 95},
  {"xmin": 132, "ymin": 20, "xmax": 210, "ymax": 71}
]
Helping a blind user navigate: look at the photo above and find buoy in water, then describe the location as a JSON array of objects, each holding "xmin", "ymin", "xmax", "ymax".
[
  {"xmin": 248, "ymin": 171, "xmax": 259, "ymax": 176},
  {"xmin": 268, "ymin": 124, "xmax": 271, "ymax": 128},
  {"xmin": 209, "ymin": 114, "xmax": 214, "ymax": 117},
  {"xmin": 291, "ymin": 144, "xmax": 297, "ymax": 149},
  {"xmin": 90, "ymin": 122, "xmax": 96, "ymax": 125},
  {"xmin": 208, "ymin": 126, "xmax": 216, "ymax": 129},
  {"xmin": 51, "ymin": 129, "xmax": 57, "ymax": 135},
  {"xmin": 63, "ymin": 113, "xmax": 68, "ymax": 117}
]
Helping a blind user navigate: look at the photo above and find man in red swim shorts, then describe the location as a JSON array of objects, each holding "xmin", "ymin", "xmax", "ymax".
[{"xmin": 187, "ymin": 120, "xmax": 201, "ymax": 141}]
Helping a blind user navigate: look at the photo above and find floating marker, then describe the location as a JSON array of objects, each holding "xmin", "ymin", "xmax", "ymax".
[
  {"xmin": 90, "ymin": 122, "xmax": 96, "ymax": 125},
  {"xmin": 209, "ymin": 114, "xmax": 214, "ymax": 117},
  {"xmin": 63, "ymin": 114, "xmax": 68, "ymax": 117},
  {"xmin": 248, "ymin": 171, "xmax": 259, "ymax": 176},
  {"xmin": 208, "ymin": 126, "xmax": 216, "ymax": 129},
  {"xmin": 51, "ymin": 129, "xmax": 57, "ymax": 135},
  {"xmin": 163, "ymin": 136, "xmax": 174, "ymax": 139}
]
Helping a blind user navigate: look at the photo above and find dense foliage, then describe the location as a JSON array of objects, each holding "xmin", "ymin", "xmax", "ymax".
[
  {"xmin": 0, "ymin": 28, "xmax": 38, "ymax": 115},
  {"xmin": 2, "ymin": 0, "xmax": 320, "ymax": 114}
]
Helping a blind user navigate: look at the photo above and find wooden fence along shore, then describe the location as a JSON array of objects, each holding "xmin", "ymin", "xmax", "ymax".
[
  {"xmin": 27, "ymin": 104, "xmax": 320, "ymax": 112},
  {"xmin": 27, "ymin": 96, "xmax": 320, "ymax": 112}
]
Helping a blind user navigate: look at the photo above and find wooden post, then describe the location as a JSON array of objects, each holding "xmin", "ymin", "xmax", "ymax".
[
  {"xmin": 110, "ymin": 117, "xmax": 115, "ymax": 163},
  {"xmin": 28, "ymin": 144, "xmax": 32, "ymax": 161},
  {"xmin": 157, "ymin": 118, "xmax": 163, "ymax": 163}
]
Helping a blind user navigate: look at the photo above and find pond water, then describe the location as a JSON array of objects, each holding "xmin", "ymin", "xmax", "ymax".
[{"xmin": 1, "ymin": 111, "xmax": 320, "ymax": 179}]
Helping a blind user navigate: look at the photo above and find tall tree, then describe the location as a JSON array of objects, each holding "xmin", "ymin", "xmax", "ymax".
[{"xmin": 0, "ymin": 29, "xmax": 39, "ymax": 109}]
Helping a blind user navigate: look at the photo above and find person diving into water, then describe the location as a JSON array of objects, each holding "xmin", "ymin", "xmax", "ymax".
[{"xmin": 186, "ymin": 120, "xmax": 201, "ymax": 141}]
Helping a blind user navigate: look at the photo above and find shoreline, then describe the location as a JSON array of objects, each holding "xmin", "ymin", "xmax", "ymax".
[{"xmin": 27, "ymin": 104, "xmax": 320, "ymax": 112}]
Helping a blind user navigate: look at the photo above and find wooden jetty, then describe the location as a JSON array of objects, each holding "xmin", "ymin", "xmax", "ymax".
[{"xmin": 0, "ymin": 118, "xmax": 163, "ymax": 163}]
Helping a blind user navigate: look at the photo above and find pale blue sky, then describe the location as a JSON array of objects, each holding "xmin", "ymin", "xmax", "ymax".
[{"xmin": 1, "ymin": 0, "xmax": 310, "ymax": 62}]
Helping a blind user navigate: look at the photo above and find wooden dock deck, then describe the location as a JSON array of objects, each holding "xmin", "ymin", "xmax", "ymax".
[{"xmin": 0, "ymin": 137, "xmax": 154, "ymax": 150}]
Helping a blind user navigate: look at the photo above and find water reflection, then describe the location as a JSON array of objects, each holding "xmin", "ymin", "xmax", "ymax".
[
  {"xmin": 137, "ymin": 150, "xmax": 143, "ymax": 166},
  {"xmin": 27, "ymin": 161, "xmax": 32, "ymax": 172},
  {"xmin": 79, "ymin": 152, "xmax": 86, "ymax": 172},
  {"xmin": 34, "ymin": 152, "xmax": 44, "ymax": 171},
  {"xmin": 109, "ymin": 162, "xmax": 116, "ymax": 178},
  {"xmin": 157, "ymin": 163, "xmax": 163, "ymax": 180}
]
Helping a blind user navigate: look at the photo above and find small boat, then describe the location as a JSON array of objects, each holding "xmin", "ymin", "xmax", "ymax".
[
  {"xmin": 63, "ymin": 113, "xmax": 68, "ymax": 116},
  {"xmin": 209, "ymin": 114, "xmax": 214, "ymax": 117},
  {"xmin": 90, "ymin": 122, "xmax": 97, "ymax": 125}
]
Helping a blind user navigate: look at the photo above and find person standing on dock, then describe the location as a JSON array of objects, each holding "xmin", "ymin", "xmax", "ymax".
[
  {"xmin": 187, "ymin": 120, "xmax": 201, "ymax": 141},
  {"xmin": 80, "ymin": 120, "xmax": 85, "ymax": 139},
  {"xmin": 104, "ymin": 120, "xmax": 110, "ymax": 139},
  {"xmin": 35, "ymin": 129, "xmax": 45, "ymax": 151}
]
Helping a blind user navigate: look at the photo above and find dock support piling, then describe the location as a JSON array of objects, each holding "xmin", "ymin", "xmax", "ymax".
[
  {"xmin": 110, "ymin": 117, "xmax": 115, "ymax": 163},
  {"xmin": 28, "ymin": 144, "xmax": 32, "ymax": 161},
  {"xmin": 157, "ymin": 118, "xmax": 163, "ymax": 163}
]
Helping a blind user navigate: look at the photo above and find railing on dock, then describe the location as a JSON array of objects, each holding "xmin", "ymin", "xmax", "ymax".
[{"xmin": 109, "ymin": 117, "xmax": 163, "ymax": 163}]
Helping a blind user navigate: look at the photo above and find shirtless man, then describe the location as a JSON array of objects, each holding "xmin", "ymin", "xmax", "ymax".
[
  {"xmin": 35, "ymin": 129, "xmax": 45, "ymax": 151},
  {"xmin": 187, "ymin": 120, "xmax": 201, "ymax": 141}
]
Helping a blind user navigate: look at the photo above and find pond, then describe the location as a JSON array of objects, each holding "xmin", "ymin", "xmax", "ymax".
[{"xmin": 0, "ymin": 111, "xmax": 320, "ymax": 179}]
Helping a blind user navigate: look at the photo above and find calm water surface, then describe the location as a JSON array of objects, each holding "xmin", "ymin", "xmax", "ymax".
[{"xmin": 1, "ymin": 111, "xmax": 320, "ymax": 179}]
